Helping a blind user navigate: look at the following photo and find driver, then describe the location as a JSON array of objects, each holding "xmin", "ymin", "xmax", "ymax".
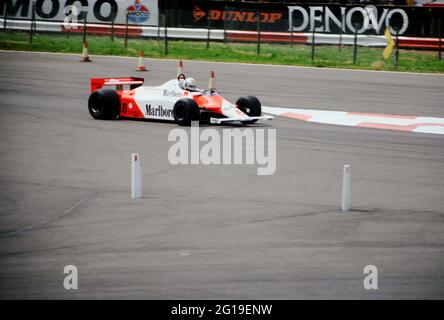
[
  {"xmin": 183, "ymin": 78, "xmax": 199, "ymax": 92},
  {"xmin": 177, "ymin": 73, "xmax": 186, "ymax": 89}
]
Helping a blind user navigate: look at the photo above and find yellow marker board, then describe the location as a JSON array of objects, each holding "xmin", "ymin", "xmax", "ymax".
[{"xmin": 383, "ymin": 28, "xmax": 395, "ymax": 60}]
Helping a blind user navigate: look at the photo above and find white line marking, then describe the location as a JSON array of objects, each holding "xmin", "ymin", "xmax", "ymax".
[{"xmin": 263, "ymin": 106, "xmax": 444, "ymax": 135}]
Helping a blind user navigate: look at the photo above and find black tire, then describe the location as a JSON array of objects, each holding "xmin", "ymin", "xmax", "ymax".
[
  {"xmin": 173, "ymin": 98, "xmax": 200, "ymax": 126},
  {"xmin": 88, "ymin": 89, "xmax": 120, "ymax": 120},
  {"xmin": 236, "ymin": 96, "xmax": 261, "ymax": 124}
]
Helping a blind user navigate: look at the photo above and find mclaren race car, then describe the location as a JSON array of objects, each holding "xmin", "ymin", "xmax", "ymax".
[{"xmin": 88, "ymin": 76, "xmax": 273, "ymax": 126}]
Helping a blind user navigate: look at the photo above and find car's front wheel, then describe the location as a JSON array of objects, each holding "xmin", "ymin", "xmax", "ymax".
[
  {"xmin": 236, "ymin": 96, "xmax": 261, "ymax": 124},
  {"xmin": 88, "ymin": 89, "xmax": 120, "ymax": 120},
  {"xmin": 173, "ymin": 98, "xmax": 200, "ymax": 126}
]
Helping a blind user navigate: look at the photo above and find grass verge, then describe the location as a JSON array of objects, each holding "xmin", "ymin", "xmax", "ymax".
[{"xmin": 0, "ymin": 31, "xmax": 443, "ymax": 73}]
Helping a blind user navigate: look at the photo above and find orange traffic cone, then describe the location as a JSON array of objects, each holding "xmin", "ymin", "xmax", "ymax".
[
  {"xmin": 177, "ymin": 60, "xmax": 184, "ymax": 77},
  {"xmin": 81, "ymin": 41, "xmax": 91, "ymax": 62},
  {"xmin": 136, "ymin": 51, "xmax": 147, "ymax": 71},
  {"xmin": 208, "ymin": 70, "xmax": 216, "ymax": 90}
]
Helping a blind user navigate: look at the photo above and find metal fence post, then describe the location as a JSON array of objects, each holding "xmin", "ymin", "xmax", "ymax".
[
  {"xmin": 111, "ymin": 16, "xmax": 115, "ymax": 42},
  {"xmin": 311, "ymin": 25, "xmax": 315, "ymax": 63},
  {"xmin": 66, "ymin": 7, "xmax": 70, "ymax": 38},
  {"xmin": 395, "ymin": 29, "xmax": 399, "ymax": 68},
  {"xmin": 29, "ymin": 2, "xmax": 35, "ymax": 44},
  {"xmin": 82, "ymin": 11, "xmax": 87, "ymax": 43},
  {"xmin": 3, "ymin": 1, "xmax": 7, "ymax": 30},
  {"xmin": 256, "ymin": 10, "xmax": 261, "ymax": 55},
  {"xmin": 164, "ymin": 13, "xmax": 168, "ymax": 56},
  {"xmin": 339, "ymin": 11, "xmax": 344, "ymax": 51},
  {"xmin": 353, "ymin": 26, "xmax": 358, "ymax": 65},
  {"xmin": 290, "ymin": 13, "xmax": 294, "ymax": 48},
  {"xmin": 223, "ymin": 6, "xmax": 227, "ymax": 45},
  {"xmin": 206, "ymin": 10, "xmax": 211, "ymax": 49},
  {"xmin": 431, "ymin": 12, "xmax": 434, "ymax": 38},
  {"xmin": 439, "ymin": 17, "xmax": 442, "ymax": 60},
  {"xmin": 124, "ymin": 11, "xmax": 129, "ymax": 49},
  {"xmin": 157, "ymin": 13, "xmax": 160, "ymax": 43}
]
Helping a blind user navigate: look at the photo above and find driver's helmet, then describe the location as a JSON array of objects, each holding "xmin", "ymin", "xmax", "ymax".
[{"xmin": 183, "ymin": 78, "xmax": 197, "ymax": 91}]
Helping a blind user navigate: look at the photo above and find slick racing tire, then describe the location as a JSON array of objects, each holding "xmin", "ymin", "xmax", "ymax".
[
  {"xmin": 236, "ymin": 96, "xmax": 261, "ymax": 124},
  {"xmin": 88, "ymin": 89, "xmax": 120, "ymax": 120},
  {"xmin": 173, "ymin": 98, "xmax": 200, "ymax": 126}
]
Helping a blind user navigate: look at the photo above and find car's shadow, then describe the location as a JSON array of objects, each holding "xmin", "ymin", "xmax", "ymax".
[{"xmin": 118, "ymin": 117, "xmax": 274, "ymax": 128}]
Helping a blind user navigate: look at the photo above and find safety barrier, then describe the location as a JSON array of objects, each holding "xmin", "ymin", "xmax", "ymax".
[{"xmin": 0, "ymin": 18, "xmax": 441, "ymax": 50}]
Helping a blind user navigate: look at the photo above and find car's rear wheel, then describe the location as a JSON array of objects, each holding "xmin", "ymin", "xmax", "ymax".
[
  {"xmin": 236, "ymin": 96, "xmax": 261, "ymax": 124},
  {"xmin": 173, "ymin": 98, "xmax": 200, "ymax": 126},
  {"xmin": 88, "ymin": 89, "xmax": 120, "ymax": 120}
]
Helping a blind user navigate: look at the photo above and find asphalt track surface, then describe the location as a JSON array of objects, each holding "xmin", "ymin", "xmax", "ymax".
[{"xmin": 0, "ymin": 51, "xmax": 444, "ymax": 299}]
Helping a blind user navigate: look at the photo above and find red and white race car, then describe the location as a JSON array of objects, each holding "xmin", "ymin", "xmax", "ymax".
[{"xmin": 88, "ymin": 76, "xmax": 273, "ymax": 125}]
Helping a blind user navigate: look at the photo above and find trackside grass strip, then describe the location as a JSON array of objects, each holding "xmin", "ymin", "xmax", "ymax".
[{"xmin": 0, "ymin": 31, "xmax": 443, "ymax": 73}]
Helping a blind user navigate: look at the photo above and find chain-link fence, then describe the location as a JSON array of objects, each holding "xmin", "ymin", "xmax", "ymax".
[
  {"xmin": 0, "ymin": 2, "xmax": 443, "ymax": 66},
  {"xmin": 158, "ymin": 5, "xmax": 443, "ymax": 65}
]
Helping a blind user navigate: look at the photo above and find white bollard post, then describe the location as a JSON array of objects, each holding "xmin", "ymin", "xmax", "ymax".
[
  {"xmin": 131, "ymin": 153, "xmax": 142, "ymax": 199},
  {"xmin": 342, "ymin": 165, "xmax": 350, "ymax": 211}
]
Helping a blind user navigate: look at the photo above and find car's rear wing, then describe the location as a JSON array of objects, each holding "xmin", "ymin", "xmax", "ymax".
[{"xmin": 91, "ymin": 77, "xmax": 144, "ymax": 92}]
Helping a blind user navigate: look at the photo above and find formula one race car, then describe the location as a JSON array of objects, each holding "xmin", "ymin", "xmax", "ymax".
[{"xmin": 88, "ymin": 76, "xmax": 273, "ymax": 126}]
